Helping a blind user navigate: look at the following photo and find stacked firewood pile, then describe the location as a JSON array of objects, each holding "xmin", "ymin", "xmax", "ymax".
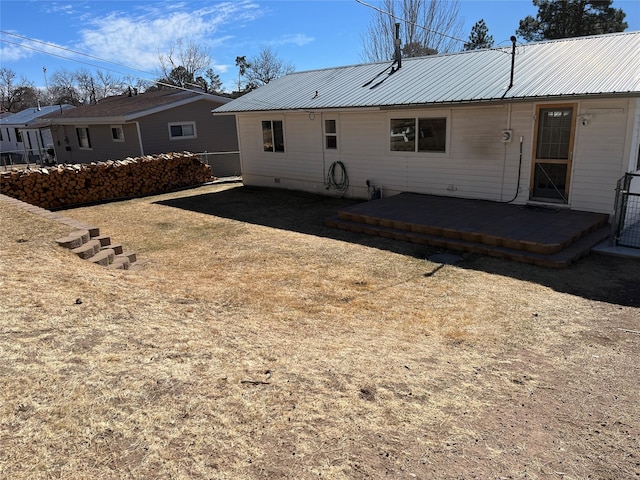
[{"xmin": 0, "ymin": 152, "xmax": 213, "ymax": 209}]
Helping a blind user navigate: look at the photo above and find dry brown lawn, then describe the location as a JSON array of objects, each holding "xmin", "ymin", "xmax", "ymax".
[{"xmin": 1, "ymin": 183, "xmax": 639, "ymax": 480}]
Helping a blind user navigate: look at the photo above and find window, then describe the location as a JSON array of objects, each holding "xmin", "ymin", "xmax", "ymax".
[
  {"xmin": 390, "ymin": 117, "xmax": 446, "ymax": 153},
  {"xmin": 15, "ymin": 128, "xmax": 22, "ymax": 143},
  {"xmin": 168, "ymin": 122, "xmax": 196, "ymax": 139},
  {"xmin": 262, "ymin": 120, "xmax": 285, "ymax": 152},
  {"xmin": 0, "ymin": 128, "xmax": 3, "ymax": 141},
  {"xmin": 111, "ymin": 125, "xmax": 125, "ymax": 142},
  {"xmin": 324, "ymin": 119, "xmax": 337, "ymax": 149},
  {"xmin": 536, "ymin": 108, "xmax": 573, "ymax": 159},
  {"xmin": 76, "ymin": 127, "xmax": 92, "ymax": 149}
]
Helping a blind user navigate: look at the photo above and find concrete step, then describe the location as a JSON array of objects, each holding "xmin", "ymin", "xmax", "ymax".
[
  {"xmin": 105, "ymin": 243, "xmax": 123, "ymax": 255},
  {"xmin": 118, "ymin": 251, "xmax": 137, "ymax": 264},
  {"xmin": 71, "ymin": 239, "xmax": 101, "ymax": 260},
  {"xmin": 88, "ymin": 248, "xmax": 115, "ymax": 267},
  {"xmin": 108, "ymin": 256, "xmax": 131, "ymax": 270},
  {"xmin": 336, "ymin": 210, "xmax": 608, "ymax": 255},
  {"xmin": 93, "ymin": 235, "xmax": 112, "ymax": 247},
  {"xmin": 56, "ymin": 230, "xmax": 90, "ymax": 249},
  {"xmin": 326, "ymin": 216, "xmax": 610, "ymax": 268},
  {"xmin": 86, "ymin": 226, "xmax": 100, "ymax": 237}
]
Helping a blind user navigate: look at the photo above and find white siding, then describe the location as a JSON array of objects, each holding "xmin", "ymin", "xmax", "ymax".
[
  {"xmin": 237, "ymin": 97, "xmax": 636, "ymax": 214},
  {"xmin": 569, "ymin": 98, "xmax": 631, "ymax": 213}
]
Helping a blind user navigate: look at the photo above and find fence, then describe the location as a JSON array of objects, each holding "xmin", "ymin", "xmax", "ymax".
[
  {"xmin": 1, "ymin": 148, "xmax": 53, "ymax": 169},
  {"xmin": 611, "ymin": 172, "xmax": 640, "ymax": 249},
  {"xmin": 195, "ymin": 151, "xmax": 241, "ymax": 179}
]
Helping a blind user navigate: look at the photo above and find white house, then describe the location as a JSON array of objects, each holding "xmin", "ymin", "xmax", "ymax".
[
  {"xmin": 214, "ymin": 31, "xmax": 640, "ymax": 215},
  {"xmin": 0, "ymin": 105, "xmax": 74, "ymax": 165}
]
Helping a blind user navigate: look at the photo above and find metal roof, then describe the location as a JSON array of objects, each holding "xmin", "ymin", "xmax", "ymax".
[
  {"xmin": 0, "ymin": 105, "xmax": 74, "ymax": 126},
  {"xmin": 214, "ymin": 31, "xmax": 640, "ymax": 114}
]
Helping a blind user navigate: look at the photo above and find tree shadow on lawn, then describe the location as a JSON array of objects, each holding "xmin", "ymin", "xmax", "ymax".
[{"xmin": 155, "ymin": 186, "xmax": 639, "ymax": 308}]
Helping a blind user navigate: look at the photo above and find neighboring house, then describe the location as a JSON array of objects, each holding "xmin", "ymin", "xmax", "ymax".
[
  {"xmin": 214, "ymin": 31, "xmax": 640, "ymax": 215},
  {"xmin": 1, "ymin": 105, "xmax": 74, "ymax": 165},
  {"xmin": 39, "ymin": 89, "xmax": 238, "ymax": 173}
]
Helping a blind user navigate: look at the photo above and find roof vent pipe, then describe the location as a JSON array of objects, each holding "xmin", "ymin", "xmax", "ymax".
[
  {"xmin": 508, "ymin": 35, "xmax": 516, "ymax": 90},
  {"xmin": 394, "ymin": 23, "xmax": 402, "ymax": 70},
  {"xmin": 502, "ymin": 36, "xmax": 517, "ymax": 98}
]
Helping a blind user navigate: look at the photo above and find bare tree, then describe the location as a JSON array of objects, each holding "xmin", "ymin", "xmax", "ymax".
[
  {"xmin": 94, "ymin": 71, "xmax": 126, "ymax": 99},
  {"xmin": 245, "ymin": 47, "xmax": 295, "ymax": 88},
  {"xmin": 159, "ymin": 39, "xmax": 211, "ymax": 88},
  {"xmin": 361, "ymin": 0, "xmax": 463, "ymax": 62},
  {"xmin": 123, "ymin": 75, "xmax": 152, "ymax": 94},
  {"xmin": 49, "ymin": 69, "xmax": 81, "ymax": 106},
  {"xmin": 0, "ymin": 68, "xmax": 38, "ymax": 112},
  {"xmin": 75, "ymin": 69, "xmax": 99, "ymax": 105}
]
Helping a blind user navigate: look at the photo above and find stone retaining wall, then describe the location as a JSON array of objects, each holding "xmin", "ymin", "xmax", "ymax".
[{"xmin": 0, "ymin": 152, "xmax": 213, "ymax": 209}]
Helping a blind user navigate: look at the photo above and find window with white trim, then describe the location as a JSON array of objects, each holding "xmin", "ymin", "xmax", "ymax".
[
  {"xmin": 15, "ymin": 128, "xmax": 22, "ymax": 143},
  {"xmin": 390, "ymin": 117, "xmax": 447, "ymax": 152},
  {"xmin": 76, "ymin": 127, "xmax": 92, "ymax": 149},
  {"xmin": 262, "ymin": 120, "xmax": 285, "ymax": 152},
  {"xmin": 111, "ymin": 125, "xmax": 125, "ymax": 142},
  {"xmin": 324, "ymin": 119, "xmax": 337, "ymax": 150},
  {"xmin": 168, "ymin": 122, "xmax": 196, "ymax": 140}
]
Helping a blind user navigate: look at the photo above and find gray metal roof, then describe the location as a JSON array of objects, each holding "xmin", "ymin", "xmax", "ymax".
[
  {"xmin": 1, "ymin": 105, "xmax": 74, "ymax": 126},
  {"xmin": 214, "ymin": 31, "xmax": 640, "ymax": 114}
]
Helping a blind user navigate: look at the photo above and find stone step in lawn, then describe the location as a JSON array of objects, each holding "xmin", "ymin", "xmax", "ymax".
[
  {"xmin": 89, "ymin": 248, "xmax": 115, "ymax": 267},
  {"xmin": 56, "ymin": 229, "xmax": 140, "ymax": 270},
  {"xmin": 56, "ymin": 230, "xmax": 90, "ymax": 249},
  {"xmin": 71, "ymin": 239, "xmax": 101, "ymax": 260},
  {"xmin": 1, "ymin": 194, "xmax": 142, "ymax": 271}
]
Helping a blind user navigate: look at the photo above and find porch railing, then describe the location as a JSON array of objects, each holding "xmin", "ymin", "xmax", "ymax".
[
  {"xmin": 1, "ymin": 148, "xmax": 53, "ymax": 169},
  {"xmin": 611, "ymin": 172, "xmax": 640, "ymax": 249}
]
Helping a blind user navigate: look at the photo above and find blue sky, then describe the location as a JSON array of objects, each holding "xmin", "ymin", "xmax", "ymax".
[{"xmin": 1, "ymin": 0, "xmax": 638, "ymax": 92}]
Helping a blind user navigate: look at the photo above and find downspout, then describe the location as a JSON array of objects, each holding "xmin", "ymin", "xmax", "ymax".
[
  {"xmin": 135, "ymin": 121, "xmax": 144, "ymax": 156},
  {"xmin": 320, "ymin": 112, "xmax": 327, "ymax": 188}
]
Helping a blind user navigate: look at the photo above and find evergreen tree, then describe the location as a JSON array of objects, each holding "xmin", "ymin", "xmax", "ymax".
[
  {"xmin": 464, "ymin": 19, "xmax": 494, "ymax": 50},
  {"xmin": 517, "ymin": 0, "xmax": 627, "ymax": 42}
]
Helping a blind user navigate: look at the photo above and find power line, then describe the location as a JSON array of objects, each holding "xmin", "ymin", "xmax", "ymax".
[
  {"xmin": 354, "ymin": 0, "xmax": 467, "ymax": 44},
  {"xmin": 0, "ymin": 32, "xmax": 225, "ymax": 97},
  {"xmin": 0, "ymin": 38, "xmax": 145, "ymax": 79},
  {"xmin": 354, "ymin": 0, "xmax": 516, "ymax": 55},
  {"xmin": 0, "ymin": 30, "xmax": 158, "ymax": 78}
]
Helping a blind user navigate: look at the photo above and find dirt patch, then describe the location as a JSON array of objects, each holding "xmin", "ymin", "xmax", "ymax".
[{"xmin": 1, "ymin": 184, "xmax": 639, "ymax": 479}]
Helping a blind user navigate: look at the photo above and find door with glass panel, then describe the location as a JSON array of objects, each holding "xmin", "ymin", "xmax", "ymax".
[{"xmin": 531, "ymin": 105, "xmax": 576, "ymax": 203}]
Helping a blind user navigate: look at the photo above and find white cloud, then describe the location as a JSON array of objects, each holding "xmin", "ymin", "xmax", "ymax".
[
  {"xmin": 0, "ymin": 31, "xmax": 75, "ymax": 64},
  {"xmin": 270, "ymin": 34, "xmax": 315, "ymax": 47},
  {"xmin": 77, "ymin": 1, "xmax": 265, "ymax": 75},
  {"xmin": 45, "ymin": 3, "xmax": 77, "ymax": 15},
  {"xmin": 0, "ymin": 44, "xmax": 33, "ymax": 63}
]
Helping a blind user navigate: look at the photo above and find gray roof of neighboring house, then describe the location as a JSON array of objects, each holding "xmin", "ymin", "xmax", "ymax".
[
  {"xmin": 39, "ymin": 89, "xmax": 231, "ymax": 124},
  {"xmin": 214, "ymin": 31, "xmax": 640, "ymax": 114},
  {"xmin": 1, "ymin": 105, "xmax": 74, "ymax": 126}
]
